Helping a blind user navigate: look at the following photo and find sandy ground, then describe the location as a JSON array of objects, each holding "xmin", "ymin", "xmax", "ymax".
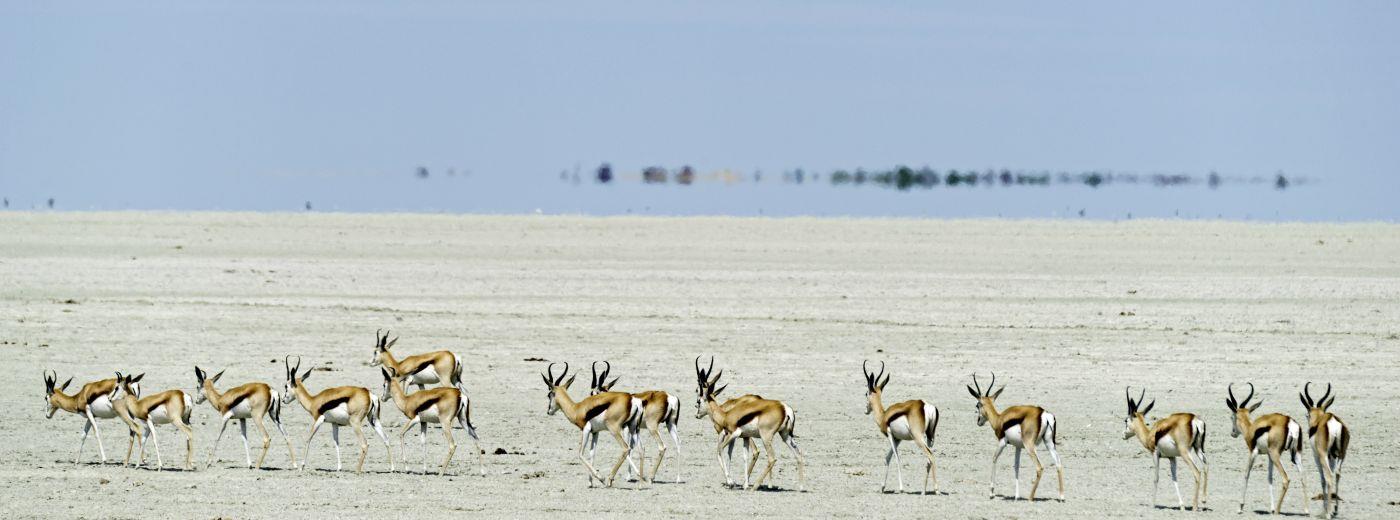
[{"xmin": 2, "ymin": 212, "xmax": 1398, "ymax": 519}]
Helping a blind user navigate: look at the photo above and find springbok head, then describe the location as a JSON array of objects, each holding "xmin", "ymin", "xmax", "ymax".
[
  {"xmin": 862, "ymin": 360, "xmax": 889, "ymax": 415},
  {"xmin": 43, "ymin": 370, "xmax": 73, "ymax": 418},
  {"xmin": 192, "ymin": 366, "xmax": 225, "ymax": 404},
  {"xmin": 540, "ymin": 362, "xmax": 575, "ymax": 415},
  {"xmin": 369, "ymin": 329, "xmax": 399, "ymax": 367},
  {"xmin": 966, "ymin": 373, "xmax": 1005, "ymax": 426},
  {"xmin": 1225, "ymin": 382, "xmax": 1262, "ymax": 438},
  {"xmin": 1123, "ymin": 386, "xmax": 1154, "ymax": 439},
  {"xmin": 282, "ymin": 356, "xmax": 310, "ymax": 404}
]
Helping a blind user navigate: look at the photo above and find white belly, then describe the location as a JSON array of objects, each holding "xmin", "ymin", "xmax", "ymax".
[
  {"xmin": 89, "ymin": 396, "xmax": 118, "ymax": 419},
  {"xmin": 148, "ymin": 404, "xmax": 174, "ymax": 425},
  {"xmin": 409, "ymin": 367, "xmax": 441, "ymax": 385},
  {"xmin": 889, "ymin": 416, "xmax": 915, "ymax": 441},
  {"xmin": 418, "ymin": 405, "xmax": 442, "ymax": 424},
  {"xmin": 324, "ymin": 403, "xmax": 352, "ymax": 425},
  {"xmin": 1156, "ymin": 436, "xmax": 1182, "ymax": 457},
  {"xmin": 587, "ymin": 415, "xmax": 609, "ymax": 432},
  {"xmin": 1003, "ymin": 425, "xmax": 1025, "ymax": 448},
  {"xmin": 734, "ymin": 420, "xmax": 761, "ymax": 438},
  {"xmin": 229, "ymin": 399, "xmax": 255, "ymax": 419}
]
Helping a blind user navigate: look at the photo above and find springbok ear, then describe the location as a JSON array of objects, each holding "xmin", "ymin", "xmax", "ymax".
[
  {"xmin": 381, "ymin": 368, "xmax": 392, "ymax": 381},
  {"xmin": 1299, "ymin": 393, "xmax": 1310, "ymax": 409},
  {"xmin": 714, "ymin": 384, "xmax": 727, "ymax": 397},
  {"xmin": 1321, "ymin": 396, "xmax": 1335, "ymax": 411},
  {"xmin": 1247, "ymin": 400, "xmax": 1262, "ymax": 412},
  {"xmin": 60, "ymin": 377, "xmax": 73, "ymax": 391},
  {"xmin": 194, "ymin": 366, "xmax": 204, "ymax": 382},
  {"xmin": 385, "ymin": 337, "xmax": 398, "ymax": 350},
  {"xmin": 211, "ymin": 370, "xmax": 225, "ymax": 383},
  {"xmin": 877, "ymin": 374, "xmax": 891, "ymax": 391},
  {"xmin": 990, "ymin": 386, "xmax": 1005, "ymax": 400},
  {"xmin": 966, "ymin": 385, "xmax": 979, "ymax": 398},
  {"xmin": 1141, "ymin": 400, "xmax": 1155, "ymax": 416},
  {"xmin": 300, "ymin": 369, "xmax": 312, "ymax": 382},
  {"xmin": 1225, "ymin": 398, "xmax": 1235, "ymax": 411},
  {"xmin": 605, "ymin": 376, "xmax": 620, "ymax": 390},
  {"xmin": 132, "ymin": 373, "xmax": 145, "ymax": 383},
  {"xmin": 563, "ymin": 374, "xmax": 576, "ymax": 389},
  {"xmin": 541, "ymin": 373, "xmax": 552, "ymax": 387}
]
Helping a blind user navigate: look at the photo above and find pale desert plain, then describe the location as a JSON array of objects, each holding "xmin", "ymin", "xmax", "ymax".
[{"xmin": 2, "ymin": 212, "xmax": 1398, "ymax": 519}]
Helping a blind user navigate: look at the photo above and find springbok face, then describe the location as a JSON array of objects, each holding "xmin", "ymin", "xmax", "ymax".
[
  {"xmin": 695, "ymin": 378, "xmax": 726, "ymax": 420},
  {"xmin": 1123, "ymin": 387, "xmax": 1153, "ymax": 440},
  {"xmin": 192, "ymin": 366, "xmax": 224, "ymax": 405},
  {"xmin": 1225, "ymin": 382, "xmax": 1262, "ymax": 438},
  {"xmin": 966, "ymin": 373, "xmax": 1004, "ymax": 427},
  {"xmin": 693, "ymin": 356, "xmax": 723, "ymax": 418},
  {"xmin": 862, "ymin": 360, "xmax": 889, "ymax": 415},
  {"xmin": 540, "ymin": 362, "xmax": 574, "ymax": 415},
  {"xmin": 43, "ymin": 371, "xmax": 71, "ymax": 418},
  {"xmin": 369, "ymin": 329, "xmax": 398, "ymax": 367},
  {"xmin": 282, "ymin": 356, "xmax": 309, "ymax": 405},
  {"xmin": 1299, "ymin": 382, "xmax": 1336, "ymax": 424},
  {"xmin": 588, "ymin": 361, "xmax": 619, "ymax": 396},
  {"xmin": 115, "ymin": 372, "xmax": 144, "ymax": 400},
  {"xmin": 379, "ymin": 367, "xmax": 403, "ymax": 402}
]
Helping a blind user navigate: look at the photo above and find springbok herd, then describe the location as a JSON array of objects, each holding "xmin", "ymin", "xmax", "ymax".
[{"xmin": 41, "ymin": 331, "xmax": 1350, "ymax": 518}]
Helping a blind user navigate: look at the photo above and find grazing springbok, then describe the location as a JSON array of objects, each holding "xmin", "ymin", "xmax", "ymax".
[
  {"xmin": 1299, "ymin": 383, "xmax": 1349, "ymax": 519},
  {"xmin": 541, "ymin": 362, "xmax": 645, "ymax": 488},
  {"xmin": 1122, "ymin": 387, "xmax": 1208, "ymax": 511},
  {"xmin": 369, "ymin": 330, "xmax": 458, "ymax": 391},
  {"xmin": 966, "ymin": 373, "xmax": 1064, "ymax": 501},
  {"xmin": 193, "ymin": 366, "xmax": 295, "ymax": 469},
  {"xmin": 863, "ymin": 361, "xmax": 939, "ymax": 495},
  {"xmin": 695, "ymin": 360, "xmax": 806, "ymax": 492},
  {"xmin": 1227, "ymin": 383, "xmax": 1310, "ymax": 516},
  {"xmin": 693, "ymin": 356, "xmax": 762, "ymax": 487},
  {"xmin": 589, "ymin": 361, "xmax": 684, "ymax": 483},
  {"xmin": 380, "ymin": 365, "xmax": 484, "ymax": 476},
  {"xmin": 114, "ymin": 372, "xmax": 196, "ymax": 471},
  {"xmin": 43, "ymin": 370, "xmax": 123, "ymax": 464},
  {"xmin": 281, "ymin": 356, "xmax": 393, "ymax": 473}
]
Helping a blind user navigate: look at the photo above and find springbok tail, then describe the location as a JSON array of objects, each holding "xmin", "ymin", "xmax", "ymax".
[
  {"xmin": 1191, "ymin": 418, "xmax": 1206, "ymax": 452},
  {"xmin": 368, "ymin": 396, "xmax": 382, "ymax": 426},
  {"xmin": 268, "ymin": 392, "xmax": 283, "ymax": 424},
  {"xmin": 781, "ymin": 404, "xmax": 798, "ymax": 438},
  {"xmin": 666, "ymin": 394, "xmax": 680, "ymax": 428}
]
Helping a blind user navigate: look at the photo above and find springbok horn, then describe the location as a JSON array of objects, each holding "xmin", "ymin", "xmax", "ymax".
[
  {"xmin": 1320, "ymin": 382, "xmax": 1333, "ymax": 404},
  {"xmin": 1244, "ymin": 382, "xmax": 1255, "ymax": 406},
  {"xmin": 972, "ymin": 373, "xmax": 983, "ymax": 395}
]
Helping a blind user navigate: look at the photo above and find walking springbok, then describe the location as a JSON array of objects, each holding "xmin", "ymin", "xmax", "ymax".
[
  {"xmin": 1227, "ymin": 383, "xmax": 1310, "ymax": 516},
  {"xmin": 966, "ymin": 373, "xmax": 1064, "ymax": 501},
  {"xmin": 281, "ymin": 356, "xmax": 393, "ymax": 473},
  {"xmin": 863, "ymin": 361, "xmax": 939, "ymax": 495},
  {"xmin": 1299, "ymin": 383, "xmax": 1349, "ymax": 518},
  {"xmin": 114, "ymin": 372, "xmax": 196, "ymax": 471},
  {"xmin": 693, "ymin": 356, "xmax": 761, "ymax": 487},
  {"xmin": 1122, "ymin": 387, "xmax": 1208, "ymax": 511},
  {"xmin": 193, "ymin": 366, "xmax": 295, "ymax": 469},
  {"xmin": 43, "ymin": 370, "xmax": 123, "ymax": 464},
  {"xmin": 380, "ymin": 364, "xmax": 484, "ymax": 476},
  {"xmin": 589, "ymin": 361, "xmax": 683, "ymax": 483},
  {"xmin": 541, "ymin": 362, "xmax": 645, "ymax": 488},
  {"xmin": 695, "ymin": 360, "xmax": 806, "ymax": 492},
  {"xmin": 369, "ymin": 330, "xmax": 458, "ymax": 391}
]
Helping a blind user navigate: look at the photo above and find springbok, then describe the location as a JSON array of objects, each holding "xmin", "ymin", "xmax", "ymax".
[
  {"xmin": 863, "ymin": 361, "xmax": 939, "ymax": 495},
  {"xmin": 193, "ymin": 366, "xmax": 295, "ymax": 469},
  {"xmin": 1122, "ymin": 387, "xmax": 1208, "ymax": 511},
  {"xmin": 541, "ymin": 362, "xmax": 644, "ymax": 488},
  {"xmin": 966, "ymin": 373, "xmax": 1064, "ymax": 501},
  {"xmin": 43, "ymin": 370, "xmax": 122, "ymax": 464},
  {"xmin": 114, "ymin": 372, "xmax": 195, "ymax": 471},
  {"xmin": 1299, "ymin": 383, "xmax": 1349, "ymax": 518},
  {"xmin": 380, "ymin": 364, "xmax": 484, "ymax": 476},
  {"xmin": 281, "ymin": 356, "xmax": 393, "ymax": 473},
  {"xmin": 1226, "ymin": 383, "xmax": 1310, "ymax": 516},
  {"xmin": 369, "ymin": 330, "xmax": 458, "ymax": 391},
  {"xmin": 589, "ymin": 361, "xmax": 683, "ymax": 483},
  {"xmin": 695, "ymin": 360, "xmax": 806, "ymax": 492},
  {"xmin": 693, "ymin": 356, "xmax": 762, "ymax": 487}
]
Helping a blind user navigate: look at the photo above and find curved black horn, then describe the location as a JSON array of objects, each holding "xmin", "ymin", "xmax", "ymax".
[
  {"xmin": 1244, "ymin": 382, "xmax": 1255, "ymax": 406},
  {"xmin": 972, "ymin": 373, "xmax": 983, "ymax": 395},
  {"xmin": 989, "ymin": 372, "xmax": 997, "ymax": 394},
  {"xmin": 1126, "ymin": 386, "xmax": 1134, "ymax": 412},
  {"xmin": 591, "ymin": 361, "xmax": 600, "ymax": 388},
  {"xmin": 1138, "ymin": 387, "xmax": 1147, "ymax": 408},
  {"xmin": 1302, "ymin": 381, "xmax": 1315, "ymax": 407},
  {"xmin": 602, "ymin": 361, "xmax": 611, "ymax": 382},
  {"xmin": 877, "ymin": 361, "xmax": 886, "ymax": 385},
  {"xmin": 558, "ymin": 362, "xmax": 569, "ymax": 384},
  {"xmin": 1320, "ymin": 382, "xmax": 1333, "ymax": 404},
  {"xmin": 546, "ymin": 362, "xmax": 557, "ymax": 384}
]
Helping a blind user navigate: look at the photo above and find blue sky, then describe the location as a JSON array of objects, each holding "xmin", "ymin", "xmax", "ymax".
[{"xmin": 1, "ymin": 1, "xmax": 1397, "ymax": 219}]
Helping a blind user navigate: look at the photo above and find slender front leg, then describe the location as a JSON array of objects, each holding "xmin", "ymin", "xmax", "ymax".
[
  {"xmin": 419, "ymin": 422, "xmax": 429, "ymax": 474},
  {"xmin": 206, "ymin": 414, "xmax": 233, "ymax": 468},
  {"xmin": 147, "ymin": 420, "xmax": 163, "ymax": 471},
  {"xmin": 1153, "ymin": 455, "xmax": 1162, "ymax": 508},
  {"xmin": 239, "ymin": 419, "xmax": 252, "ymax": 468},
  {"xmin": 303, "ymin": 415, "xmax": 325, "ymax": 471},
  {"xmin": 714, "ymin": 431, "xmax": 738, "ymax": 487},
  {"xmin": 989, "ymin": 439, "xmax": 1008, "ymax": 499},
  {"xmin": 604, "ymin": 423, "xmax": 635, "ymax": 488},
  {"xmin": 1240, "ymin": 452, "xmax": 1256, "ymax": 514},
  {"xmin": 75, "ymin": 420, "xmax": 93, "ymax": 464},
  {"xmin": 881, "ymin": 443, "xmax": 894, "ymax": 492},
  {"xmin": 85, "ymin": 407, "xmax": 107, "ymax": 463},
  {"xmin": 577, "ymin": 423, "xmax": 603, "ymax": 485},
  {"xmin": 1170, "ymin": 458, "xmax": 1184, "ymax": 510},
  {"xmin": 743, "ymin": 439, "xmax": 759, "ymax": 488},
  {"xmin": 330, "ymin": 424, "xmax": 343, "ymax": 472}
]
